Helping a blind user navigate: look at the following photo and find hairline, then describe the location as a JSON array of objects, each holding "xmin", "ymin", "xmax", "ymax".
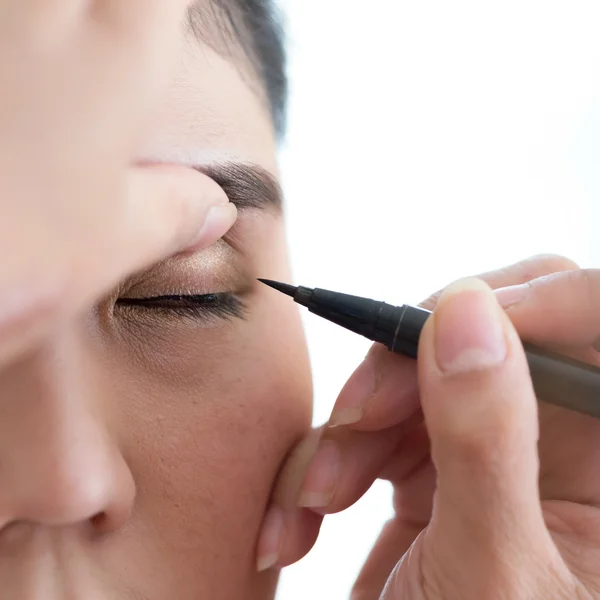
[{"xmin": 185, "ymin": 1, "xmax": 287, "ymax": 138}]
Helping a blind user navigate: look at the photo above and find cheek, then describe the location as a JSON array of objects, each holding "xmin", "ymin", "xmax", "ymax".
[{"xmin": 104, "ymin": 294, "xmax": 312, "ymax": 579}]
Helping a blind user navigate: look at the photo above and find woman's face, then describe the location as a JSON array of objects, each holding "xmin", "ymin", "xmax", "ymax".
[{"xmin": 0, "ymin": 17, "xmax": 312, "ymax": 600}]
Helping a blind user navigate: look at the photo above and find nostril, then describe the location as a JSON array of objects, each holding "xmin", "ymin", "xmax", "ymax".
[
  {"xmin": 88, "ymin": 492, "xmax": 133, "ymax": 535},
  {"xmin": 90, "ymin": 512, "xmax": 108, "ymax": 529},
  {"xmin": 89, "ymin": 511, "xmax": 120, "ymax": 536}
]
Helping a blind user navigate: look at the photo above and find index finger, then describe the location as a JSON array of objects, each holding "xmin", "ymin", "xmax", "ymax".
[
  {"xmin": 420, "ymin": 254, "xmax": 579, "ymax": 310},
  {"xmin": 497, "ymin": 268, "xmax": 600, "ymax": 350}
]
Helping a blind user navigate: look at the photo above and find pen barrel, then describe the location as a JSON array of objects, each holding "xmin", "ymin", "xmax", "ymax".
[
  {"xmin": 385, "ymin": 304, "xmax": 431, "ymax": 358},
  {"xmin": 524, "ymin": 343, "xmax": 600, "ymax": 419},
  {"xmin": 305, "ymin": 291, "xmax": 431, "ymax": 358},
  {"xmin": 303, "ymin": 287, "xmax": 600, "ymax": 420}
]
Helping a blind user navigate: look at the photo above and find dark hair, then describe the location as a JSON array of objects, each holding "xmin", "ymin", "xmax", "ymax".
[{"xmin": 188, "ymin": 1, "xmax": 288, "ymax": 137}]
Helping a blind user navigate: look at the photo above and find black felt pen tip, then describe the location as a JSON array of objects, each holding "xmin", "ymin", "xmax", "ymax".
[{"xmin": 258, "ymin": 279, "xmax": 299, "ymax": 298}]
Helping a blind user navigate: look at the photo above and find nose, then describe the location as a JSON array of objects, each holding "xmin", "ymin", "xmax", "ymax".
[{"xmin": 0, "ymin": 332, "xmax": 135, "ymax": 533}]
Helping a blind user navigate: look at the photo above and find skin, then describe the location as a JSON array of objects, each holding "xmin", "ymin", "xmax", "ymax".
[{"xmin": 0, "ymin": 4, "xmax": 312, "ymax": 600}]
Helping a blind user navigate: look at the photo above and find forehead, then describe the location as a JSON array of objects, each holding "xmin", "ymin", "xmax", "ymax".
[{"xmin": 140, "ymin": 8, "xmax": 278, "ymax": 172}]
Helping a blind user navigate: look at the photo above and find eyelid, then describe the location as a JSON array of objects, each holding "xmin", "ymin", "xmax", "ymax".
[{"xmin": 120, "ymin": 240, "xmax": 251, "ymax": 300}]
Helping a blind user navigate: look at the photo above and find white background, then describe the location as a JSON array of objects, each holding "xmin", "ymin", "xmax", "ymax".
[{"xmin": 276, "ymin": 1, "xmax": 600, "ymax": 598}]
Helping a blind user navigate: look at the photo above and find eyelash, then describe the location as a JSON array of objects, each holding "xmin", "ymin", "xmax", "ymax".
[{"xmin": 115, "ymin": 293, "xmax": 247, "ymax": 323}]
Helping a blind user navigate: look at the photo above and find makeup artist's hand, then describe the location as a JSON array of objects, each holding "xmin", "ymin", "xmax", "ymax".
[
  {"xmin": 260, "ymin": 255, "xmax": 600, "ymax": 600},
  {"xmin": 0, "ymin": 0, "xmax": 237, "ymax": 365}
]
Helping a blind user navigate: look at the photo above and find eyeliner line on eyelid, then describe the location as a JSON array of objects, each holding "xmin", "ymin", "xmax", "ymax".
[
  {"xmin": 115, "ymin": 293, "xmax": 248, "ymax": 323},
  {"xmin": 118, "ymin": 294, "xmax": 227, "ymax": 304}
]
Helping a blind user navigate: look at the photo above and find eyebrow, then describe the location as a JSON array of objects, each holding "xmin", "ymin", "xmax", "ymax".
[{"xmin": 194, "ymin": 163, "xmax": 282, "ymax": 212}]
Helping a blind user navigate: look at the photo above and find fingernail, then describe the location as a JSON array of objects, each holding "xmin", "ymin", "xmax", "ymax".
[
  {"xmin": 328, "ymin": 358, "xmax": 375, "ymax": 427},
  {"xmin": 494, "ymin": 283, "xmax": 530, "ymax": 309},
  {"xmin": 435, "ymin": 278, "xmax": 507, "ymax": 374},
  {"xmin": 329, "ymin": 407, "xmax": 364, "ymax": 428},
  {"xmin": 256, "ymin": 505, "xmax": 284, "ymax": 572},
  {"xmin": 298, "ymin": 440, "xmax": 341, "ymax": 509},
  {"xmin": 187, "ymin": 203, "xmax": 237, "ymax": 252}
]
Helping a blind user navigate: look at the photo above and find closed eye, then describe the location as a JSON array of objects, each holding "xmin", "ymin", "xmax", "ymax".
[{"xmin": 115, "ymin": 293, "xmax": 246, "ymax": 322}]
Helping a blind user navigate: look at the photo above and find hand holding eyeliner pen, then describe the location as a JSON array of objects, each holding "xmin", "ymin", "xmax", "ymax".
[{"xmin": 259, "ymin": 279, "xmax": 600, "ymax": 420}]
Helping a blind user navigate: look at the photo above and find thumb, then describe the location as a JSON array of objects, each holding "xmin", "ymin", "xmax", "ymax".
[
  {"xmin": 411, "ymin": 278, "xmax": 563, "ymax": 596},
  {"xmin": 112, "ymin": 165, "xmax": 237, "ymax": 277}
]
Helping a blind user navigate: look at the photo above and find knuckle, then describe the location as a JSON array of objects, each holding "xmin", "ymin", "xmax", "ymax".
[
  {"xmin": 477, "ymin": 254, "xmax": 579, "ymax": 290},
  {"xmin": 419, "ymin": 288, "xmax": 444, "ymax": 311},
  {"xmin": 534, "ymin": 268, "xmax": 600, "ymax": 304},
  {"xmin": 569, "ymin": 267, "xmax": 600, "ymax": 298},
  {"xmin": 523, "ymin": 253, "xmax": 579, "ymax": 276},
  {"xmin": 434, "ymin": 399, "xmax": 525, "ymax": 466},
  {"xmin": 435, "ymin": 426, "xmax": 503, "ymax": 467}
]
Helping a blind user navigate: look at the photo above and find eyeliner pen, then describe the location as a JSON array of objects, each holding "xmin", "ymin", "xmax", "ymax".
[{"xmin": 259, "ymin": 279, "xmax": 600, "ymax": 420}]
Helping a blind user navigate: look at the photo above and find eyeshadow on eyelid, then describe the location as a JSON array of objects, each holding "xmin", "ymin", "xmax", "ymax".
[{"xmin": 121, "ymin": 241, "xmax": 253, "ymax": 300}]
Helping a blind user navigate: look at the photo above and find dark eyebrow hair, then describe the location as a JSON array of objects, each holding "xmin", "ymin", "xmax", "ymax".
[{"xmin": 194, "ymin": 163, "xmax": 282, "ymax": 211}]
